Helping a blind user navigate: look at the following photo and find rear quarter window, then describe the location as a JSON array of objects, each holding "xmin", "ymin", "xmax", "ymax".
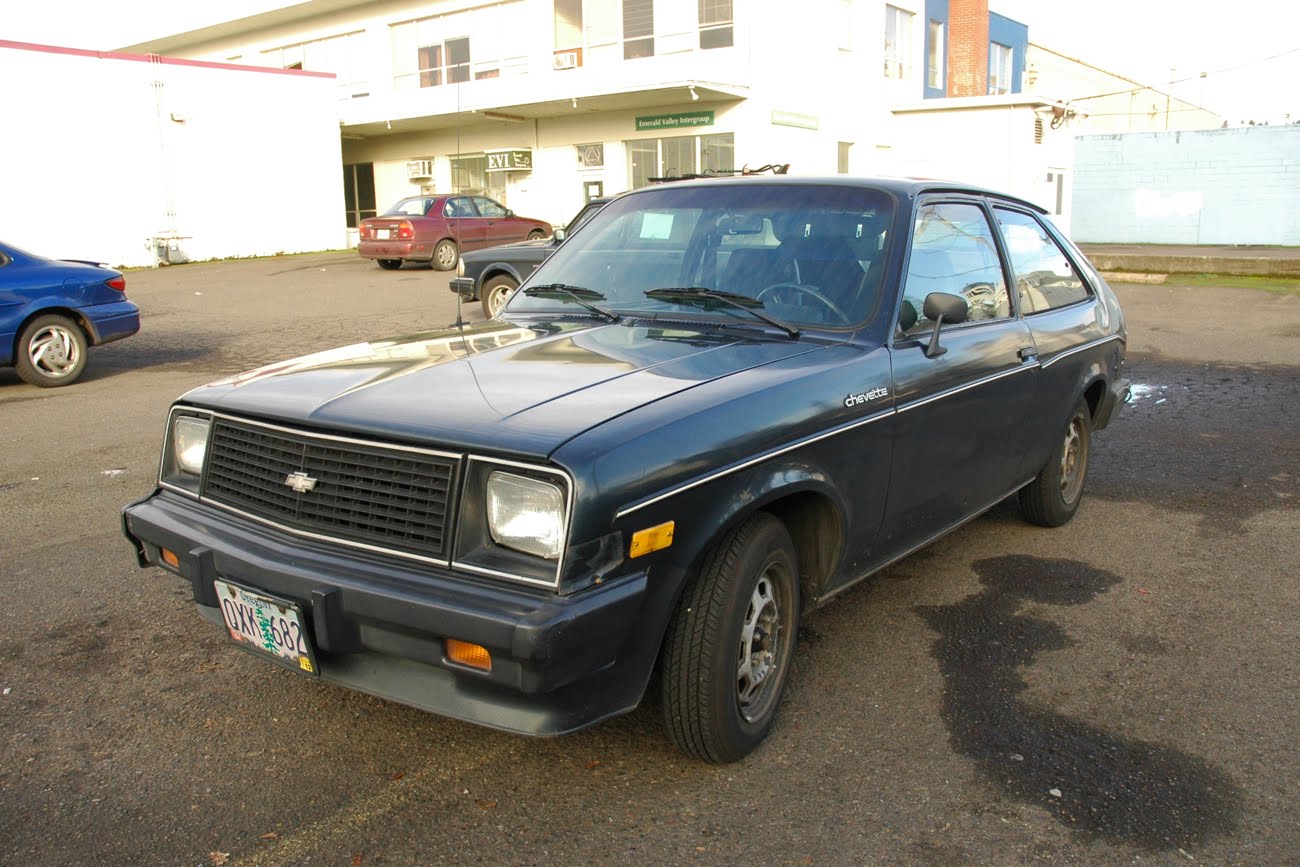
[{"xmin": 994, "ymin": 208, "xmax": 1091, "ymax": 314}]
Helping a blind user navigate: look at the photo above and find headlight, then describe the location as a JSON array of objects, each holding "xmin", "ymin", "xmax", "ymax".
[
  {"xmin": 486, "ymin": 471, "xmax": 565, "ymax": 559},
  {"xmin": 160, "ymin": 411, "xmax": 212, "ymax": 495},
  {"xmin": 173, "ymin": 416, "xmax": 211, "ymax": 475},
  {"xmin": 456, "ymin": 258, "xmax": 465, "ymax": 277}
]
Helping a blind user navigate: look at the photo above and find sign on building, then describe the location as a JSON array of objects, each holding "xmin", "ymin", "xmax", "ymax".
[
  {"xmin": 635, "ymin": 112, "xmax": 715, "ymax": 131},
  {"xmin": 485, "ymin": 149, "xmax": 533, "ymax": 172}
]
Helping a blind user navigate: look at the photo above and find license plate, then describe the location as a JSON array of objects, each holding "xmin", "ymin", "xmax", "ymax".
[
  {"xmin": 376, "ymin": 228, "xmax": 391, "ymax": 240},
  {"xmin": 214, "ymin": 579, "xmax": 318, "ymax": 675}
]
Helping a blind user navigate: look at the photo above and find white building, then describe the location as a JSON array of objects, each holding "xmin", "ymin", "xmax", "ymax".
[
  {"xmin": 20, "ymin": 0, "xmax": 1214, "ymax": 261},
  {"xmin": 0, "ymin": 40, "xmax": 344, "ymax": 267}
]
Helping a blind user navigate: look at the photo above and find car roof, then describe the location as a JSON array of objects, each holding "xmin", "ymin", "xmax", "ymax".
[{"xmin": 621, "ymin": 175, "xmax": 1048, "ymax": 214}]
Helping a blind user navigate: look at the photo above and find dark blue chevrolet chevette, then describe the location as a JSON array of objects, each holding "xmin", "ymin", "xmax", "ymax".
[{"xmin": 123, "ymin": 176, "xmax": 1128, "ymax": 763}]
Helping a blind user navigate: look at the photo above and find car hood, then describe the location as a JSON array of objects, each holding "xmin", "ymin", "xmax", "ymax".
[
  {"xmin": 183, "ymin": 318, "xmax": 828, "ymax": 458},
  {"xmin": 462, "ymin": 236, "xmax": 554, "ymax": 260}
]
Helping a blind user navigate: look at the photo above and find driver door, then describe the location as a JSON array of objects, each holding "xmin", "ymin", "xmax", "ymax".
[{"xmin": 877, "ymin": 198, "xmax": 1039, "ymax": 558}]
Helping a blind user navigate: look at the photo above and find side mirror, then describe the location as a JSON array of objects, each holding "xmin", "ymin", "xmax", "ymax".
[
  {"xmin": 506, "ymin": 209, "xmax": 515, "ymax": 217},
  {"xmin": 923, "ymin": 292, "xmax": 969, "ymax": 324},
  {"xmin": 922, "ymin": 292, "xmax": 969, "ymax": 359},
  {"xmin": 553, "ymin": 227, "xmax": 567, "ymax": 242}
]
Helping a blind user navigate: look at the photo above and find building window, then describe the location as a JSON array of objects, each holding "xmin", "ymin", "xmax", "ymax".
[
  {"xmin": 263, "ymin": 32, "xmax": 368, "ymax": 98},
  {"xmin": 837, "ymin": 142, "xmax": 853, "ymax": 174},
  {"xmin": 884, "ymin": 5, "xmax": 913, "ymax": 79},
  {"xmin": 555, "ymin": 0, "xmax": 729, "ymax": 66},
  {"xmin": 343, "ymin": 163, "xmax": 376, "ymax": 228},
  {"xmin": 450, "ymin": 155, "xmax": 507, "ymax": 201},
  {"xmin": 417, "ymin": 37, "xmax": 471, "ymax": 87},
  {"xmin": 989, "ymin": 42, "xmax": 1012, "ymax": 95},
  {"xmin": 699, "ymin": 0, "xmax": 733, "ymax": 49},
  {"xmin": 926, "ymin": 19, "xmax": 944, "ymax": 90},
  {"xmin": 392, "ymin": 4, "xmax": 528, "ymax": 90},
  {"xmin": 623, "ymin": 0, "xmax": 655, "ymax": 59},
  {"xmin": 626, "ymin": 133, "xmax": 735, "ymax": 189}
]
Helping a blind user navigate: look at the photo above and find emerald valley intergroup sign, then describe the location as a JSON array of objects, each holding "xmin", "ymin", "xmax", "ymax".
[{"xmin": 635, "ymin": 111, "xmax": 715, "ymax": 131}]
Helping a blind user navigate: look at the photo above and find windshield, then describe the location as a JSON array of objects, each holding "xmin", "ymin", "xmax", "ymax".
[{"xmin": 503, "ymin": 183, "xmax": 896, "ymax": 329}]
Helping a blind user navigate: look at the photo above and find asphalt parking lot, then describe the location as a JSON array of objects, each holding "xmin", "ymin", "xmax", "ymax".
[{"xmin": 1, "ymin": 253, "xmax": 1297, "ymax": 865}]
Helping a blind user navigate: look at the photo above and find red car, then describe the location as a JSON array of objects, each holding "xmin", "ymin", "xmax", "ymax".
[{"xmin": 358, "ymin": 195, "xmax": 552, "ymax": 271}]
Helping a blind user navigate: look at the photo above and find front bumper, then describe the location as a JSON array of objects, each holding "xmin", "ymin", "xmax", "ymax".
[
  {"xmin": 450, "ymin": 276, "xmax": 477, "ymax": 300},
  {"xmin": 122, "ymin": 491, "xmax": 650, "ymax": 736}
]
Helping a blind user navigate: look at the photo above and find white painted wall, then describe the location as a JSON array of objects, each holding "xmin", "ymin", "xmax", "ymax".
[
  {"xmin": 888, "ymin": 102, "xmax": 1077, "ymax": 230},
  {"xmin": 0, "ymin": 43, "xmax": 345, "ymax": 267},
  {"xmin": 1071, "ymin": 126, "xmax": 1300, "ymax": 244}
]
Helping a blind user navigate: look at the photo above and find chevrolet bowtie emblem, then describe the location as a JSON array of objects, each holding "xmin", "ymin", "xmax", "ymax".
[{"xmin": 284, "ymin": 471, "xmax": 318, "ymax": 493}]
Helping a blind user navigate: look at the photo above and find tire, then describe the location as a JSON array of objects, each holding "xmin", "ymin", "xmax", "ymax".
[
  {"xmin": 432, "ymin": 239, "xmax": 459, "ymax": 271},
  {"xmin": 527, "ymin": 229, "xmax": 547, "ymax": 241},
  {"xmin": 15, "ymin": 314, "xmax": 89, "ymax": 387},
  {"xmin": 660, "ymin": 512, "xmax": 800, "ymax": 763},
  {"xmin": 480, "ymin": 275, "xmax": 519, "ymax": 318},
  {"xmin": 1019, "ymin": 398, "xmax": 1092, "ymax": 527},
  {"xmin": 376, "ymin": 259, "xmax": 402, "ymax": 270}
]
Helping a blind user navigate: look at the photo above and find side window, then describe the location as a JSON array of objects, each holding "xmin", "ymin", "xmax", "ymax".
[
  {"xmin": 994, "ymin": 208, "xmax": 1090, "ymax": 314},
  {"xmin": 899, "ymin": 202, "xmax": 1008, "ymax": 334},
  {"xmin": 475, "ymin": 197, "xmax": 508, "ymax": 218},
  {"xmin": 444, "ymin": 197, "xmax": 477, "ymax": 218}
]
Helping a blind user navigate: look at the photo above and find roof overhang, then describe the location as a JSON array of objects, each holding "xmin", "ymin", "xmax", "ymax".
[{"xmin": 338, "ymin": 81, "xmax": 748, "ymax": 139}]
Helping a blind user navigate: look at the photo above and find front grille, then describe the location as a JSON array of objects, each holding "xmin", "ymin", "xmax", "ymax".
[{"xmin": 202, "ymin": 417, "xmax": 458, "ymax": 561}]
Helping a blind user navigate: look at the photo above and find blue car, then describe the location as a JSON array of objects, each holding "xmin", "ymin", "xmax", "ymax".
[{"xmin": 1, "ymin": 241, "xmax": 141, "ymax": 387}]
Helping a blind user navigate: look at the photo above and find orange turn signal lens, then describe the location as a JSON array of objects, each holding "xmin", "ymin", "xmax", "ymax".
[
  {"xmin": 630, "ymin": 521, "xmax": 675, "ymax": 559},
  {"xmin": 445, "ymin": 639, "xmax": 492, "ymax": 672},
  {"xmin": 161, "ymin": 548, "xmax": 180, "ymax": 569}
]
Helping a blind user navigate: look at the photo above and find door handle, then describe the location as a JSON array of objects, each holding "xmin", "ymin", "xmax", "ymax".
[{"xmin": 1018, "ymin": 346, "xmax": 1038, "ymax": 361}]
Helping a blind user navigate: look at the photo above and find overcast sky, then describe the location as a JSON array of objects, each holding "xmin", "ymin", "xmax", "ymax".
[{"xmin": 6, "ymin": 0, "xmax": 1297, "ymax": 123}]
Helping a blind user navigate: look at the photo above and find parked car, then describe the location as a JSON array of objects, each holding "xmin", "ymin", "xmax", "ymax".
[
  {"xmin": 123, "ymin": 176, "xmax": 1128, "ymax": 763},
  {"xmin": 1, "ymin": 241, "xmax": 140, "ymax": 387},
  {"xmin": 451, "ymin": 198, "xmax": 609, "ymax": 318},
  {"xmin": 358, "ymin": 195, "xmax": 552, "ymax": 271}
]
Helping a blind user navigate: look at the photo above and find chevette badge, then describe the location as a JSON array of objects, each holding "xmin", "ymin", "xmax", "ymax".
[
  {"xmin": 284, "ymin": 471, "xmax": 318, "ymax": 493},
  {"xmin": 844, "ymin": 387, "xmax": 889, "ymax": 408}
]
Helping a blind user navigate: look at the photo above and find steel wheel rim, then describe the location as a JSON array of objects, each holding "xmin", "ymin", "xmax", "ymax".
[
  {"xmin": 1058, "ymin": 416, "xmax": 1087, "ymax": 504},
  {"xmin": 736, "ymin": 568, "xmax": 785, "ymax": 722},
  {"xmin": 436, "ymin": 243, "xmax": 457, "ymax": 268},
  {"xmin": 28, "ymin": 325, "xmax": 81, "ymax": 378}
]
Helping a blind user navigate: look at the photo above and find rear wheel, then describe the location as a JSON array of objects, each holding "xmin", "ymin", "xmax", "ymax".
[
  {"xmin": 481, "ymin": 275, "xmax": 520, "ymax": 318},
  {"xmin": 527, "ymin": 229, "xmax": 547, "ymax": 241},
  {"xmin": 660, "ymin": 512, "xmax": 800, "ymax": 763},
  {"xmin": 376, "ymin": 259, "xmax": 402, "ymax": 270},
  {"xmin": 15, "ymin": 314, "xmax": 88, "ymax": 387},
  {"xmin": 432, "ymin": 239, "xmax": 458, "ymax": 271},
  {"xmin": 1020, "ymin": 398, "xmax": 1092, "ymax": 527}
]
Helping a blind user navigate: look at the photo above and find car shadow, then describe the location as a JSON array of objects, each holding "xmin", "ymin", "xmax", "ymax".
[{"xmin": 915, "ymin": 554, "xmax": 1240, "ymax": 850}]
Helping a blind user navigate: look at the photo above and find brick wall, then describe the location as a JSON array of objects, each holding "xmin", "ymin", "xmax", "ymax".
[
  {"xmin": 1072, "ymin": 126, "xmax": 1300, "ymax": 244},
  {"xmin": 947, "ymin": 0, "xmax": 989, "ymax": 97}
]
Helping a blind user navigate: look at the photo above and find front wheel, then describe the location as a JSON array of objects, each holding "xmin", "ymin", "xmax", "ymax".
[
  {"xmin": 527, "ymin": 229, "xmax": 547, "ymax": 241},
  {"xmin": 432, "ymin": 239, "xmax": 458, "ymax": 271},
  {"xmin": 1019, "ymin": 398, "xmax": 1092, "ymax": 527},
  {"xmin": 15, "ymin": 314, "xmax": 88, "ymax": 387},
  {"xmin": 481, "ymin": 275, "xmax": 519, "ymax": 318},
  {"xmin": 659, "ymin": 512, "xmax": 800, "ymax": 763},
  {"xmin": 376, "ymin": 259, "xmax": 402, "ymax": 270}
]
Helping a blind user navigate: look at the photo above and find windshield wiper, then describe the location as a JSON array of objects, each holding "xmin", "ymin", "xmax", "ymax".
[
  {"xmin": 523, "ymin": 284, "xmax": 621, "ymax": 322},
  {"xmin": 645, "ymin": 287, "xmax": 800, "ymax": 338}
]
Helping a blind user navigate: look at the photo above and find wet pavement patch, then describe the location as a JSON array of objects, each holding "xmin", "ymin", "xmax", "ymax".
[{"xmin": 917, "ymin": 555, "xmax": 1239, "ymax": 850}]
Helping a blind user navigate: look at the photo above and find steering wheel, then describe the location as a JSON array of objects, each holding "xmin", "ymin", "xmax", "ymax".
[{"xmin": 757, "ymin": 282, "xmax": 851, "ymax": 324}]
